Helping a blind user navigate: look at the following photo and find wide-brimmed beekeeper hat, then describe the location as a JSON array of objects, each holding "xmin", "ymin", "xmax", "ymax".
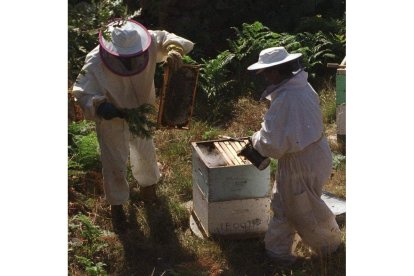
[
  {"xmin": 99, "ymin": 19, "xmax": 151, "ymax": 57},
  {"xmin": 247, "ymin": 47, "xmax": 302, "ymax": 72},
  {"xmin": 98, "ymin": 19, "xmax": 152, "ymax": 76}
]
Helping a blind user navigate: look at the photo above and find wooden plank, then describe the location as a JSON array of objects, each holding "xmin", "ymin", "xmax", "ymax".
[
  {"xmin": 213, "ymin": 142, "xmax": 234, "ymax": 165},
  {"xmin": 231, "ymin": 141, "xmax": 248, "ymax": 164},
  {"xmin": 217, "ymin": 142, "xmax": 238, "ymax": 166},
  {"xmin": 226, "ymin": 141, "xmax": 246, "ymax": 165},
  {"xmin": 229, "ymin": 141, "xmax": 242, "ymax": 157},
  {"xmin": 230, "ymin": 140, "xmax": 241, "ymax": 151},
  {"xmin": 232, "ymin": 142, "xmax": 248, "ymax": 165},
  {"xmin": 223, "ymin": 141, "xmax": 243, "ymax": 165}
]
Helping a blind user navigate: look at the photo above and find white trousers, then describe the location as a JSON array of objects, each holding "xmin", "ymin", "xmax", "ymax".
[
  {"xmin": 264, "ymin": 137, "xmax": 341, "ymax": 260},
  {"xmin": 95, "ymin": 118, "xmax": 161, "ymax": 205}
]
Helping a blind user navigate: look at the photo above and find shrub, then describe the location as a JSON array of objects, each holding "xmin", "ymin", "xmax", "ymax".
[
  {"xmin": 69, "ymin": 121, "xmax": 101, "ymax": 171},
  {"xmin": 195, "ymin": 50, "xmax": 236, "ymax": 124},
  {"xmin": 69, "ymin": 214, "xmax": 110, "ymax": 275}
]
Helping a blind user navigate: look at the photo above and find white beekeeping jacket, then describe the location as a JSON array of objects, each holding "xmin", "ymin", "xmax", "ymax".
[
  {"xmin": 72, "ymin": 30, "xmax": 194, "ymax": 121},
  {"xmin": 251, "ymin": 71, "xmax": 324, "ymax": 159}
]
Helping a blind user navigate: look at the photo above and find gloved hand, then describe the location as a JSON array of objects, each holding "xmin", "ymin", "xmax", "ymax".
[
  {"xmin": 165, "ymin": 44, "xmax": 184, "ymax": 72},
  {"xmin": 96, "ymin": 102, "xmax": 124, "ymax": 120}
]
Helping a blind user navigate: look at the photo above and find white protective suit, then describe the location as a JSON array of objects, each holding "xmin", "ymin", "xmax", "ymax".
[
  {"xmin": 251, "ymin": 70, "xmax": 341, "ymax": 261},
  {"xmin": 73, "ymin": 30, "xmax": 194, "ymax": 205}
]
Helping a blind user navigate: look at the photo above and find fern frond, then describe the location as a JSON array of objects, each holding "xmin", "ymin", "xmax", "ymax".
[{"xmin": 121, "ymin": 104, "xmax": 157, "ymax": 139}]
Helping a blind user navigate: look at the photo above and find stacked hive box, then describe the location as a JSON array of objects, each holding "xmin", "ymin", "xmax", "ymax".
[
  {"xmin": 191, "ymin": 138, "xmax": 272, "ymax": 238},
  {"xmin": 336, "ymin": 57, "xmax": 346, "ymax": 144}
]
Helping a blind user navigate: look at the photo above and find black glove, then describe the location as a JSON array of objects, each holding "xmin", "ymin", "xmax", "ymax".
[{"xmin": 96, "ymin": 102, "xmax": 124, "ymax": 120}]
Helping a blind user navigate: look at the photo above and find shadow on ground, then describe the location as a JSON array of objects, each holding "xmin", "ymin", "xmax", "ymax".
[
  {"xmin": 215, "ymin": 226, "xmax": 346, "ymax": 276},
  {"xmin": 115, "ymin": 195, "xmax": 197, "ymax": 276}
]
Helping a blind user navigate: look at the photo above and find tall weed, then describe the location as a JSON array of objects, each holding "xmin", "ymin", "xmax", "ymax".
[{"xmin": 319, "ymin": 85, "xmax": 337, "ymax": 125}]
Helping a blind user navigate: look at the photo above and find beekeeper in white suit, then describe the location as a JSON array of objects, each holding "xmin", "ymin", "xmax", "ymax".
[
  {"xmin": 247, "ymin": 47, "xmax": 341, "ymax": 264},
  {"xmin": 72, "ymin": 19, "xmax": 194, "ymax": 230}
]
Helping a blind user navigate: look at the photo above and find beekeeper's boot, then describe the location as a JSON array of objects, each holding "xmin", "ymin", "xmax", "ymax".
[
  {"xmin": 111, "ymin": 205, "xmax": 127, "ymax": 233},
  {"xmin": 140, "ymin": 184, "xmax": 157, "ymax": 203},
  {"xmin": 130, "ymin": 186, "xmax": 140, "ymax": 203}
]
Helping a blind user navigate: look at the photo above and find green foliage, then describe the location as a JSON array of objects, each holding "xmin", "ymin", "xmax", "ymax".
[
  {"xmin": 182, "ymin": 55, "xmax": 198, "ymax": 65},
  {"xmin": 196, "ymin": 50, "xmax": 236, "ymax": 123},
  {"xmin": 75, "ymin": 256, "xmax": 107, "ymax": 276},
  {"xmin": 295, "ymin": 31, "xmax": 346, "ymax": 83},
  {"xmin": 199, "ymin": 50, "xmax": 235, "ymax": 100},
  {"xmin": 229, "ymin": 22, "xmax": 281, "ymax": 62},
  {"xmin": 71, "ymin": 133, "xmax": 100, "ymax": 170},
  {"xmin": 201, "ymin": 128, "xmax": 220, "ymax": 140},
  {"xmin": 68, "ymin": 0, "xmax": 131, "ymax": 82},
  {"xmin": 319, "ymin": 87, "xmax": 337, "ymax": 124},
  {"xmin": 68, "ymin": 121, "xmax": 101, "ymax": 171},
  {"xmin": 270, "ymin": 158, "xmax": 278, "ymax": 176},
  {"xmin": 121, "ymin": 104, "xmax": 157, "ymax": 139},
  {"xmin": 332, "ymin": 152, "xmax": 346, "ymax": 170},
  {"xmin": 69, "ymin": 214, "xmax": 109, "ymax": 275},
  {"xmin": 228, "ymin": 22, "xmax": 284, "ymax": 97}
]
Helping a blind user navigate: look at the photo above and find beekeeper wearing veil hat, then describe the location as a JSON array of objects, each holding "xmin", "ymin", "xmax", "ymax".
[
  {"xmin": 72, "ymin": 18, "xmax": 194, "ymax": 231},
  {"xmin": 247, "ymin": 47, "xmax": 341, "ymax": 263}
]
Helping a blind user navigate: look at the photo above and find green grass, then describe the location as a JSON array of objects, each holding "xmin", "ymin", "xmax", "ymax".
[
  {"xmin": 319, "ymin": 84, "xmax": 337, "ymax": 125},
  {"xmin": 68, "ymin": 92, "xmax": 345, "ymax": 275}
]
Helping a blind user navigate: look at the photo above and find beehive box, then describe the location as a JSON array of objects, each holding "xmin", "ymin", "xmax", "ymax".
[
  {"xmin": 191, "ymin": 139, "xmax": 272, "ymax": 238},
  {"xmin": 191, "ymin": 139, "xmax": 272, "ymax": 202},
  {"xmin": 336, "ymin": 57, "xmax": 346, "ymax": 137},
  {"xmin": 192, "ymin": 183, "xmax": 271, "ymax": 238}
]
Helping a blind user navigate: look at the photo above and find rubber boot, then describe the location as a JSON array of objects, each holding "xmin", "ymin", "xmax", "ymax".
[
  {"xmin": 111, "ymin": 205, "xmax": 127, "ymax": 233},
  {"xmin": 140, "ymin": 184, "xmax": 157, "ymax": 203}
]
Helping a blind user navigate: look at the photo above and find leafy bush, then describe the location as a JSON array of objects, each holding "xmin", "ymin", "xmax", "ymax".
[
  {"xmin": 295, "ymin": 31, "xmax": 346, "ymax": 84},
  {"xmin": 195, "ymin": 50, "xmax": 236, "ymax": 123},
  {"xmin": 69, "ymin": 121, "xmax": 101, "ymax": 171},
  {"xmin": 69, "ymin": 214, "xmax": 110, "ymax": 275}
]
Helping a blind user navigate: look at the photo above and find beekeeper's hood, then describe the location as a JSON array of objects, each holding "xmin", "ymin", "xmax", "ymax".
[
  {"xmin": 99, "ymin": 19, "xmax": 152, "ymax": 76},
  {"xmin": 247, "ymin": 47, "xmax": 302, "ymax": 74}
]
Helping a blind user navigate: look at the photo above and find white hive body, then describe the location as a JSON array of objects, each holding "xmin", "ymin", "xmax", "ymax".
[{"xmin": 191, "ymin": 139, "xmax": 273, "ymax": 238}]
